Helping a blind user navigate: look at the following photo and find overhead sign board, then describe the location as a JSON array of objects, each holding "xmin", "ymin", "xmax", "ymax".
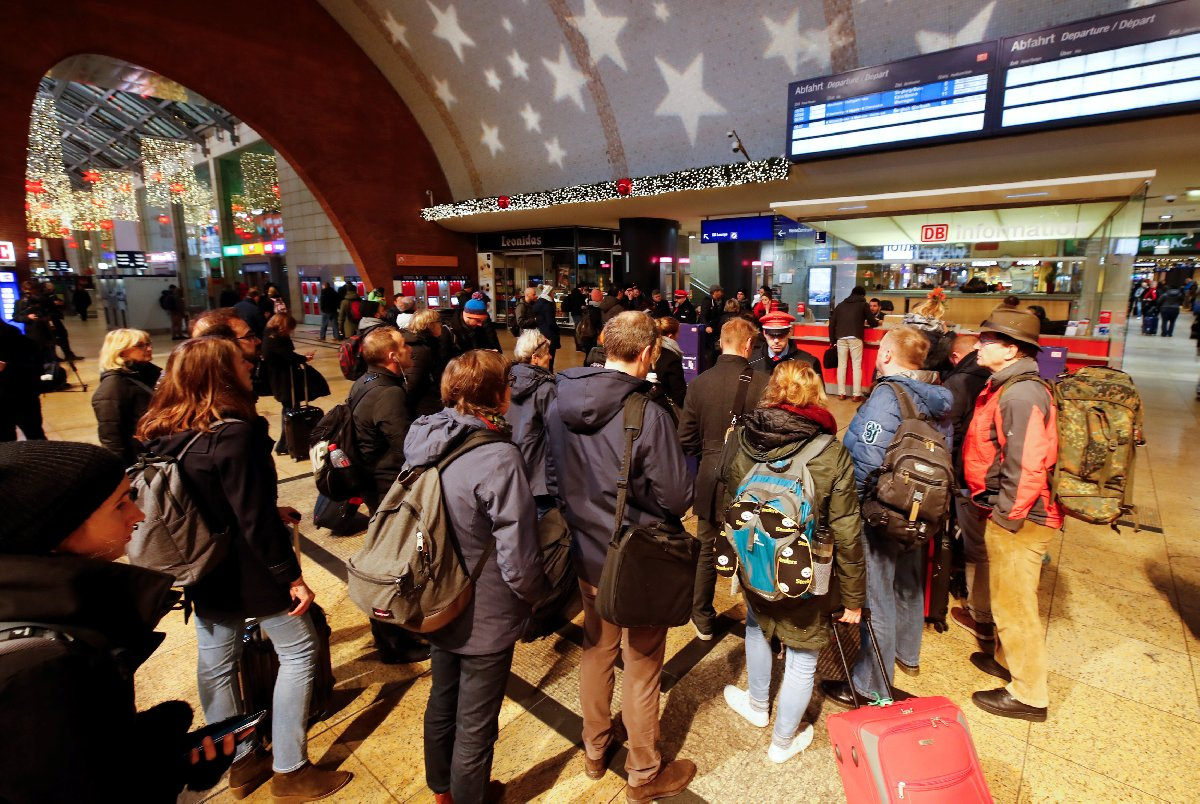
[
  {"xmin": 786, "ymin": 0, "xmax": 1200, "ymax": 161},
  {"xmin": 700, "ymin": 215, "xmax": 776, "ymax": 243},
  {"xmin": 0, "ymin": 241, "xmax": 14, "ymax": 265},
  {"xmin": 115, "ymin": 250, "xmax": 147, "ymax": 270}
]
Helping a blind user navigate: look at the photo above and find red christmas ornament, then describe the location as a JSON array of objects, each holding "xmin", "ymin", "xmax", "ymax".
[
  {"xmin": 157, "ymin": 214, "xmax": 170, "ymax": 225},
  {"xmin": 616, "ymin": 177, "xmax": 632, "ymax": 196},
  {"xmin": 99, "ymin": 220, "xmax": 113, "ymax": 231},
  {"xmin": 150, "ymin": 172, "xmax": 162, "ymax": 182},
  {"xmin": 82, "ymin": 170, "xmax": 101, "ymax": 183},
  {"xmin": 169, "ymin": 182, "xmax": 185, "ymax": 194},
  {"xmin": 497, "ymin": 196, "xmax": 510, "ymax": 209},
  {"xmin": 58, "ymin": 227, "xmax": 69, "ymax": 236},
  {"xmin": 25, "ymin": 179, "xmax": 44, "ymax": 194}
]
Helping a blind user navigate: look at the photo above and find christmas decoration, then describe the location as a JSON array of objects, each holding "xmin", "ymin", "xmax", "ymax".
[
  {"xmin": 157, "ymin": 214, "xmax": 170, "ymax": 225},
  {"xmin": 87, "ymin": 170, "xmax": 140, "ymax": 223},
  {"xmin": 25, "ymin": 95, "xmax": 74, "ymax": 237},
  {"xmin": 240, "ymin": 152, "xmax": 280, "ymax": 212},
  {"xmin": 616, "ymin": 177, "xmax": 632, "ymax": 195},
  {"xmin": 420, "ymin": 156, "xmax": 790, "ymax": 221},
  {"xmin": 497, "ymin": 195, "xmax": 510, "ymax": 209}
]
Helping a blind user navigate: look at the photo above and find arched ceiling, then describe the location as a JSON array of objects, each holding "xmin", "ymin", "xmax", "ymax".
[{"xmin": 320, "ymin": 0, "xmax": 1143, "ymax": 202}]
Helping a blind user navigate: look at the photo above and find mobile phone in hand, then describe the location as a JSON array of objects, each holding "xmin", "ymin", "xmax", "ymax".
[{"xmin": 190, "ymin": 710, "xmax": 267, "ymax": 751}]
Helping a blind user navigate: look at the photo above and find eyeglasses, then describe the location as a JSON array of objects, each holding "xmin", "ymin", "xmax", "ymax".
[
  {"xmin": 236, "ymin": 332, "xmax": 260, "ymax": 342},
  {"xmin": 134, "ymin": 341, "xmax": 152, "ymax": 348}
]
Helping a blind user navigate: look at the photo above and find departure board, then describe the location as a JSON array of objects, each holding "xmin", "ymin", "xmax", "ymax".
[
  {"xmin": 999, "ymin": 2, "xmax": 1200, "ymax": 130},
  {"xmin": 787, "ymin": 43, "xmax": 996, "ymax": 159}
]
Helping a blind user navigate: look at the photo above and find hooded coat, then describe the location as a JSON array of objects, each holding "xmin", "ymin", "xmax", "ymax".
[
  {"xmin": 720, "ymin": 407, "xmax": 866, "ymax": 649},
  {"xmin": 844, "ymin": 374, "xmax": 954, "ymax": 492},
  {"xmin": 349, "ymin": 368, "xmax": 411, "ymax": 503},
  {"xmin": 402, "ymin": 329, "xmax": 444, "ymax": 418},
  {"xmin": 403, "ymin": 409, "xmax": 549, "ymax": 654},
  {"xmin": 546, "ymin": 367, "xmax": 693, "ymax": 586},
  {"xmin": 91, "ymin": 361, "xmax": 161, "ymax": 464},
  {"xmin": 507, "ymin": 362, "xmax": 557, "ymax": 497},
  {"xmin": 0, "ymin": 556, "xmax": 191, "ymax": 803},
  {"xmin": 653, "ymin": 337, "xmax": 687, "ymax": 408},
  {"xmin": 532, "ymin": 288, "xmax": 561, "ymax": 350}
]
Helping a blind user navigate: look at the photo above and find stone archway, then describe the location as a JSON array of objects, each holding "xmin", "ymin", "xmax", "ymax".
[{"xmin": 0, "ymin": 0, "xmax": 472, "ymax": 289}]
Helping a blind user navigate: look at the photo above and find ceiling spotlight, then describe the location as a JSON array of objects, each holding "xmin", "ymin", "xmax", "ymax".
[
  {"xmin": 727, "ymin": 128, "xmax": 751, "ymax": 162},
  {"xmin": 1160, "ymin": 214, "xmax": 1174, "ymax": 220}
]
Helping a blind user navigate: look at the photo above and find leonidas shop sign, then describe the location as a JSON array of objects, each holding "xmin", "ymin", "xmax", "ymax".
[{"xmin": 1139, "ymin": 233, "xmax": 1198, "ymax": 255}]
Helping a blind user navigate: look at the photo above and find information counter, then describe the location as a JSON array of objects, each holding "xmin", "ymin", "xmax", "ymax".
[
  {"xmin": 867, "ymin": 292, "xmax": 1076, "ymax": 330},
  {"xmin": 791, "ymin": 323, "xmax": 1110, "ymax": 385}
]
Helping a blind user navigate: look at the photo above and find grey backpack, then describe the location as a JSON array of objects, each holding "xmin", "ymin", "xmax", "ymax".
[
  {"xmin": 126, "ymin": 424, "xmax": 233, "ymax": 586},
  {"xmin": 346, "ymin": 430, "xmax": 505, "ymax": 633}
]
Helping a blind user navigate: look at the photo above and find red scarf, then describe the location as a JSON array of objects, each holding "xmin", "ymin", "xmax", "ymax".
[{"xmin": 775, "ymin": 403, "xmax": 838, "ymax": 434}]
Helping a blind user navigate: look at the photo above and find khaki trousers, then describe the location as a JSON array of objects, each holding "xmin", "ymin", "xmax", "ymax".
[
  {"xmin": 578, "ymin": 581, "xmax": 666, "ymax": 787},
  {"xmin": 984, "ymin": 518, "xmax": 1058, "ymax": 708}
]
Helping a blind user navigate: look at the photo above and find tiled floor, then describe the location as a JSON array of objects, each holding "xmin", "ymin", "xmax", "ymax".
[{"xmin": 36, "ymin": 312, "xmax": 1200, "ymax": 802}]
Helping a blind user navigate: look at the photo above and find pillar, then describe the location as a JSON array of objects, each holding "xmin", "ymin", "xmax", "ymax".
[
  {"xmin": 717, "ymin": 241, "xmax": 761, "ymax": 295},
  {"xmin": 619, "ymin": 217, "xmax": 678, "ymax": 290}
]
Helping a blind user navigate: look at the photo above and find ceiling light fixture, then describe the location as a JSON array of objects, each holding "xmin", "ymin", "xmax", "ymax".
[
  {"xmin": 837, "ymin": 204, "xmax": 868, "ymax": 211},
  {"xmin": 1160, "ymin": 214, "xmax": 1173, "ymax": 220},
  {"xmin": 1004, "ymin": 191, "xmax": 1050, "ymax": 199},
  {"xmin": 1186, "ymin": 188, "xmax": 1200, "ymax": 199}
]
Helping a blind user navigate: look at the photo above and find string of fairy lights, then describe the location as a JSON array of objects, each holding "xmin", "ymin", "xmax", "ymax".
[{"xmin": 420, "ymin": 157, "xmax": 791, "ymax": 221}]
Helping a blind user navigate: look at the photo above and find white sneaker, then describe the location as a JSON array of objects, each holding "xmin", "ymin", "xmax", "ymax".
[
  {"xmin": 723, "ymin": 685, "xmax": 768, "ymax": 728},
  {"xmin": 692, "ymin": 621, "xmax": 713, "ymax": 642},
  {"xmin": 767, "ymin": 724, "xmax": 814, "ymax": 763}
]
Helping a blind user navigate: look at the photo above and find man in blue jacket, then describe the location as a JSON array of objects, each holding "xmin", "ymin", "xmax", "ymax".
[
  {"xmin": 547, "ymin": 311, "xmax": 696, "ymax": 801},
  {"xmin": 822, "ymin": 326, "xmax": 953, "ymax": 707}
]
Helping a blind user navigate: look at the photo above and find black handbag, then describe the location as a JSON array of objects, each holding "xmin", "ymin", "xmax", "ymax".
[
  {"xmin": 595, "ymin": 393, "xmax": 699, "ymax": 628},
  {"xmin": 823, "ymin": 346, "xmax": 838, "ymax": 369}
]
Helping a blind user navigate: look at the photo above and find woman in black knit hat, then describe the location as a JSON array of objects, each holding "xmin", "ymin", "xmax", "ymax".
[{"xmin": 0, "ymin": 440, "xmax": 246, "ymax": 802}]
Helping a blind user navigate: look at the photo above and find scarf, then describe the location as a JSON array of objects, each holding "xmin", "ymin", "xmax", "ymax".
[
  {"xmin": 775, "ymin": 403, "xmax": 838, "ymax": 434},
  {"xmin": 477, "ymin": 412, "xmax": 512, "ymax": 437}
]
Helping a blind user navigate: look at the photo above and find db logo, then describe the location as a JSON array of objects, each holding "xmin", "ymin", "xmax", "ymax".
[{"xmin": 921, "ymin": 224, "xmax": 949, "ymax": 243}]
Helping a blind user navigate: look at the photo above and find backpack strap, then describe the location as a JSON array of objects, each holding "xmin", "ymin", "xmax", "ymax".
[
  {"xmin": 728, "ymin": 368, "xmax": 754, "ymax": 430},
  {"xmin": 792, "ymin": 432, "xmax": 835, "ymax": 467},
  {"xmin": 611, "ymin": 393, "xmax": 650, "ymax": 544},
  {"xmin": 888, "ymin": 382, "xmax": 924, "ymax": 421},
  {"xmin": 434, "ymin": 428, "xmax": 509, "ymax": 583}
]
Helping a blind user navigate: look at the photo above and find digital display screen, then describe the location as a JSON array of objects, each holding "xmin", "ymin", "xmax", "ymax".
[
  {"xmin": 787, "ymin": 42, "xmax": 995, "ymax": 159},
  {"xmin": 786, "ymin": 0, "xmax": 1200, "ymax": 161},
  {"xmin": 999, "ymin": 1, "xmax": 1200, "ymax": 130}
]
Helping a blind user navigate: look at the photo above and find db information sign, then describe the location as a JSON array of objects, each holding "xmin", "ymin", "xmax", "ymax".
[
  {"xmin": 0, "ymin": 241, "xmax": 14, "ymax": 264},
  {"xmin": 920, "ymin": 224, "xmax": 949, "ymax": 243}
]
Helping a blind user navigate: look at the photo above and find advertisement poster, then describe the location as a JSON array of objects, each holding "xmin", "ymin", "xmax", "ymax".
[
  {"xmin": 476, "ymin": 252, "xmax": 495, "ymax": 317},
  {"xmin": 808, "ymin": 267, "xmax": 832, "ymax": 306}
]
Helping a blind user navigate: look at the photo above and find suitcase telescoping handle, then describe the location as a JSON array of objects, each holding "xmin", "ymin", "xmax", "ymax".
[{"xmin": 828, "ymin": 608, "xmax": 897, "ymax": 708}]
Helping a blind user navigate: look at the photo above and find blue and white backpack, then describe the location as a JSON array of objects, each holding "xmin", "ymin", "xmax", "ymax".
[{"xmin": 717, "ymin": 434, "xmax": 835, "ymax": 601}]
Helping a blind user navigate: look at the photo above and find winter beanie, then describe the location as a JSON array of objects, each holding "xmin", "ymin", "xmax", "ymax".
[{"xmin": 0, "ymin": 441, "xmax": 127, "ymax": 555}]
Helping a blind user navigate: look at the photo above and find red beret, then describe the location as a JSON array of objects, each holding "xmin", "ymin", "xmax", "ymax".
[{"xmin": 760, "ymin": 311, "xmax": 796, "ymax": 331}]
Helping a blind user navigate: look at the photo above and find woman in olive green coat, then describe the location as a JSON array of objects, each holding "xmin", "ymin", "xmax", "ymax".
[{"xmin": 718, "ymin": 361, "xmax": 866, "ymax": 763}]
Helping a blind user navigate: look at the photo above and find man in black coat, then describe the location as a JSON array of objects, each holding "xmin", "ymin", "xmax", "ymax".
[
  {"xmin": 749, "ymin": 311, "xmax": 820, "ymax": 375},
  {"xmin": 234, "ymin": 289, "xmax": 267, "ymax": 338},
  {"xmin": 699, "ymin": 285, "xmax": 726, "ymax": 361},
  {"xmin": 670, "ymin": 289, "xmax": 697, "ymax": 323},
  {"xmin": 0, "ymin": 319, "xmax": 46, "ymax": 441},
  {"xmin": 319, "ymin": 282, "xmax": 341, "ymax": 341},
  {"xmin": 441, "ymin": 295, "xmax": 501, "ymax": 360},
  {"xmin": 827, "ymin": 286, "xmax": 880, "ymax": 400},
  {"xmin": 677, "ymin": 316, "xmax": 768, "ymax": 639}
]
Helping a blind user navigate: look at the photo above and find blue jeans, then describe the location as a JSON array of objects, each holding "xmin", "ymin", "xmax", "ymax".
[
  {"xmin": 851, "ymin": 526, "xmax": 924, "ymax": 697},
  {"xmin": 744, "ymin": 607, "xmax": 818, "ymax": 747},
  {"xmin": 195, "ymin": 608, "xmax": 318, "ymax": 772},
  {"xmin": 320, "ymin": 311, "xmax": 337, "ymax": 339}
]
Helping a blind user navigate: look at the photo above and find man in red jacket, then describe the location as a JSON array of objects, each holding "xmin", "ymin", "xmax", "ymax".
[{"xmin": 962, "ymin": 308, "xmax": 1062, "ymax": 722}]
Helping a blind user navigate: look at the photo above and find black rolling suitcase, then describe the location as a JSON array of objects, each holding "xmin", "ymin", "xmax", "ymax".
[
  {"xmin": 923, "ymin": 522, "xmax": 954, "ymax": 631},
  {"xmin": 283, "ymin": 371, "xmax": 323, "ymax": 462},
  {"xmin": 1142, "ymin": 309, "xmax": 1159, "ymax": 334},
  {"xmin": 237, "ymin": 522, "xmax": 336, "ymax": 737}
]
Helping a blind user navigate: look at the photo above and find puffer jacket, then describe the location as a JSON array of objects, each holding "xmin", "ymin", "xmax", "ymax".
[
  {"xmin": 91, "ymin": 361, "xmax": 161, "ymax": 464},
  {"xmin": 403, "ymin": 409, "xmax": 549, "ymax": 654},
  {"xmin": 844, "ymin": 374, "xmax": 954, "ymax": 492},
  {"xmin": 963, "ymin": 358, "xmax": 1063, "ymax": 531},
  {"xmin": 547, "ymin": 367, "xmax": 693, "ymax": 586},
  {"xmin": 507, "ymin": 362, "xmax": 557, "ymax": 497},
  {"xmin": 402, "ymin": 329, "xmax": 444, "ymax": 417},
  {"xmin": 720, "ymin": 406, "xmax": 865, "ymax": 650},
  {"xmin": 0, "ymin": 556, "xmax": 190, "ymax": 803}
]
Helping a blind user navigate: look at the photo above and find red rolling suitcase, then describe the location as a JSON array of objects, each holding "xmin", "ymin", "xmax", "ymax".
[{"xmin": 826, "ymin": 611, "xmax": 991, "ymax": 803}]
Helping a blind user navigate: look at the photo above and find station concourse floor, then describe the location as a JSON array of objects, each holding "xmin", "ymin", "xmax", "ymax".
[{"xmin": 35, "ymin": 312, "xmax": 1200, "ymax": 803}]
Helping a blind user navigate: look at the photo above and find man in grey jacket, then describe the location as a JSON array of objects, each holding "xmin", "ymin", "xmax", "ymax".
[{"xmin": 547, "ymin": 311, "xmax": 697, "ymax": 801}]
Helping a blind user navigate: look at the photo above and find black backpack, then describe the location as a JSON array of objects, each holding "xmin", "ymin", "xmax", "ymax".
[
  {"xmin": 309, "ymin": 379, "xmax": 378, "ymax": 501},
  {"xmin": 860, "ymin": 384, "xmax": 955, "ymax": 551},
  {"xmin": 159, "ymin": 290, "xmax": 176, "ymax": 311}
]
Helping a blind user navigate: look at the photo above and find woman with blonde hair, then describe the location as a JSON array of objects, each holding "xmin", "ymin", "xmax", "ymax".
[
  {"xmin": 137, "ymin": 337, "xmax": 350, "ymax": 801},
  {"xmin": 402, "ymin": 308, "xmax": 445, "ymax": 417},
  {"xmin": 718, "ymin": 360, "xmax": 865, "ymax": 764},
  {"xmin": 404, "ymin": 349, "xmax": 549, "ymax": 802},
  {"xmin": 91, "ymin": 328, "xmax": 160, "ymax": 464}
]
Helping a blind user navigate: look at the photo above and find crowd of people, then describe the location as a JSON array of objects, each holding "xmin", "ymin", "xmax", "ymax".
[{"xmin": 0, "ymin": 276, "xmax": 1075, "ymax": 802}]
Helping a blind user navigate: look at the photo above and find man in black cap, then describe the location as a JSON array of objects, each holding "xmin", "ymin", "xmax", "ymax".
[
  {"xmin": 961, "ymin": 308, "xmax": 1063, "ymax": 722},
  {"xmin": 0, "ymin": 441, "xmax": 245, "ymax": 801}
]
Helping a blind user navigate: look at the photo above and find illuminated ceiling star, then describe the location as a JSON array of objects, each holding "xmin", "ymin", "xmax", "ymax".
[
  {"xmin": 501, "ymin": 17, "xmax": 513, "ymax": 34},
  {"xmin": 916, "ymin": 1, "xmax": 995, "ymax": 53},
  {"xmin": 762, "ymin": 10, "xmax": 829, "ymax": 74},
  {"xmin": 545, "ymin": 137, "xmax": 566, "ymax": 168},
  {"xmin": 507, "ymin": 49, "xmax": 530, "ymax": 80},
  {"xmin": 653, "ymin": 2, "xmax": 670, "ymax": 22},
  {"xmin": 428, "ymin": 2, "xmax": 475, "ymax": 62},
  {"xmin": 568, "ymin": 0, "xmax": 628, "ymax": 71},
  {"xmin": 433, "ymin": 76, "xmax": 457, "ymax": 108},
  {"xmin": 654, "ymin": 54, "xmax": 726, "ymax": 145},
  {"xmin": 542, "ymin": 45, "xmax": 588, "ymax": 111},
  {"xmin": 484, "ymin": 67, "xmax": 503, "ymax": 91},
  {"xmin": 519, "ymin": 102, "xmax": 542, "ymax": 132},
  {"xmin": 382, "ymin": 10, "xmax": 408, "ymax": 47},
  {"xmin": 480, "ymin": 122, "xmax": 504, "ymax": 157}
]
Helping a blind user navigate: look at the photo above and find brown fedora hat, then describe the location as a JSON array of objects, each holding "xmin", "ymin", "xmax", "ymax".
[{"xmin": 981, "ymin": 308, "xmax": 1041, "ymax": 350}]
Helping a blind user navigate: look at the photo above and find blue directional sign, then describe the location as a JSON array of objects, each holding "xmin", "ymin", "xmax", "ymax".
[{"xmin": 701, "ymin": 215, "xmax": 777, "ymax": 243}]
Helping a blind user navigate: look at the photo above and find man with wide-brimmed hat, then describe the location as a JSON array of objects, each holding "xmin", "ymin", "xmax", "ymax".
[{"xmin": 961, "ymin": 308, "xmax": 1063, "ymax": 722}]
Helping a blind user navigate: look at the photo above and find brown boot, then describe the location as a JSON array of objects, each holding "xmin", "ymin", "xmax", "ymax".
[
  {"xmin": 625, "ymin": 759, "xmax": 697, "ymax": 803},
  {"xmin": 229, "ymin": 747, "xmax": 273, "ymax": 799},
  {"xmin": 270, "ymin": 761, "xmax": 352, "ymax": 802}
]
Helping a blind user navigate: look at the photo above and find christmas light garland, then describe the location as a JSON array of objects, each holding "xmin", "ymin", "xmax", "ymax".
[
  {"xmin": 142, "ymin": 137, "xmax": 198, "ymax": 210},
  {"xmin": 240, "ymin": 152, "xmax": 280, "ymax": 213},
  {"xmin": 420, "ymin": 156, "xmax": 790, "ymax": 221},
  {"xmin": 26, "ymin": 95, "xmax": 74, "ymax": 237}
]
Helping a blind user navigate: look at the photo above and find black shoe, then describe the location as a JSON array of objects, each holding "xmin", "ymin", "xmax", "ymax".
[
  {"xmin": 377, "ymin": 643, "xmax": 431, "ymax": 664},
  {"xmin": 820, "ymin": 679, "xmax": 857, "ymax": 708},
  {"xmin": 972, "ymin": 688, "xmax": 1046, "ymax": 722},
  {"xmin": 970, "ymin": 652, "xmax": 1011, "ymax": 682}
]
